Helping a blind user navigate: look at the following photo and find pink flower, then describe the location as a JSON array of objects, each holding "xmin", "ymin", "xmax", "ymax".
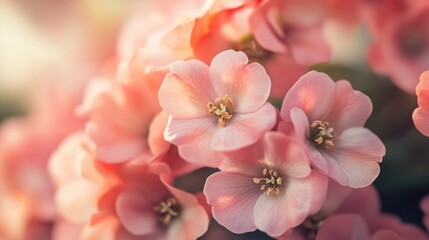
[
  {"xmin": 250, "ymin": 0, "xmax": 332, "ymax": 66},
  {"xmin": 285, "ymin": 182, "xmax": 428, "ymax": 240},
  {"xmin": 159, "ymin": 50, "xmax": 277, "ymax": 167},
  {"xmin": 115, "ymin": 162, "xmax": 210, "ymax": 240},
  {"xmin": 366, "ymin": 2, "xmax": 429, "ymax": 94},
  {"xmin": 413, "ymin": 71, "xmax": 429, "ymax": 136},
  {"xmin": 86, "ymin": 56, "xmax": 166, "ymax": 164},
  {"xmin": 280, "ymin": 71, "xmax": 385, "ymax": 188},
  {"xmin": 86, "ymin": 55, "xmax": 200, "ymax": 176},
  {"xmin": 421, "ymin": 194, "xmax": 429, "ymax": 232},
  {"xmin": 315, "ymin": 213, "xmax": 429, "ymax": 240},
  {"xmin": 203, "ymin": 132, "xmax": 328, "ymax": 237},
  {"xmin": 49, "ymin": 131, "xmax": 209, "ymax": 240},
  {"xmin": 190, "ymin": 2, "xmax": 308, "ymax": 99}
]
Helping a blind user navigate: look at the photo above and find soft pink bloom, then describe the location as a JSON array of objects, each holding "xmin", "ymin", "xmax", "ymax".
[
  {"xmin": 366, "ymin": 1, "xmax": 429, "ymax": 94},
  {"xmin": 191, "ymin": 2, "xmax": 310, "ymax": 99},
  {"xmin": 0, "ymin": 75, "xmax": 87, "ymax": 239},
  {"xmin": 280, "ymin": 71, "xmax": 385, "ymax": 188},
  {"xmin": 86, "ymin": 54, "xmax": 200, "ymax": 175},
  {"xmin": 115, "ymin": 163, "xmax": 209, "ymax": 240},
  {"xmin": 203, "ymin": 132, "xmax": 328, "ymax": 237},
  {"xmin": 86, "ymin": 56, "xmax": 165, "ymax": 164},
  {"xmin": 315, "ymin": 213, "xmax": 429, "ymax": 240},
  {"xmin": 159, "ymin": 50, "xmax": 277, "ymax": 167},
  {"xmin": 250, "ymin": 0, "xmax": 331, "ymax": 66},
  {"xmin": 420, "ymin": 194, "xmax": 429, "ymax": 232},
  {"xmin": 49, "ymin": 131, "xmax": 209, "ymax": 240},
  {"xmin": 413, "ymin": 71, "xmax": 429, "ymax": 136},
  {"xmin": 117, "ymin": 0, "xmax": 210, "ymax": 67},
  {"xmin": 284, "ymin": 182, "xmax": 428, "ymax": 240}
]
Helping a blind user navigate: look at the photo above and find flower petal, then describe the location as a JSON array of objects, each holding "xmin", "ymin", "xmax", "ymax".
[
  {"xmin": 204, "ymin": 172, "xmax": 260, "ymax": 234},
  {"xmin": 209, "ymin": 50, "xmax": 271, "ymax": 113},
  {"xmin": 176, "ymin": 124, "xmax": 223, "ymax": 167},
  {"xmin": 323, "ymin": 127, "xmax": 385, "ymax": 188},
  {"xmin": 159, "ymin": 59, "xmax": 215, "ymax": 119},
  {"xmin": 211, "ymin": 103, "xmax": 276, "ymax": 151},
  {"xmin": 262, "ymin": 132, "xmax": 311, "ymax": 179},
  {"xmin": 249, "ymin": 7, "xmax": 287, "ymax": 53},
  {"xmin": 317, "ymin": 214, "xmax": 370, "ymax": 240},
  {"xmin": 413, "ymin": 106, "xmax": 429, "ymax": 137},
  {"xmin": 254, "ymin": 171, "xmax": 328, "ymax": 237},
  {"xmin": 281, "ymin": 71, "xmax": 336, "ymax": 122},
  {"xmin": 286, "ymin": 26, "xmax": 332, "ymax": 66},
  {"xmin": 164, "ymin": 116, "xmax": 214, "ymax": 146},
  {"xmin": 115, "ymin": 191, "xmax": 158, "ymax": 235},
  {"xmin": 327, "ymin": 80, "xmax": 373, "ymax": 133}
]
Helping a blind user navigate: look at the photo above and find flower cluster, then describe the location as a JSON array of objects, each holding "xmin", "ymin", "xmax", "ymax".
[{"xmin": 1, "ymin": 0, "xmax": 429, "ymax": 240}]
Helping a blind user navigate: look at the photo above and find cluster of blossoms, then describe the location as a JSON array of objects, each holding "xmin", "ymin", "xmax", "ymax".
[{"xmin": 1, "ymin": 0, "xmax": 429, "ymax": 239}]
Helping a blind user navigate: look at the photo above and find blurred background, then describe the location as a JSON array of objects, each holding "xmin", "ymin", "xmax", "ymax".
[{"xmin": 0, "ymin": 0, "xmax": 428, "ymax": 239}]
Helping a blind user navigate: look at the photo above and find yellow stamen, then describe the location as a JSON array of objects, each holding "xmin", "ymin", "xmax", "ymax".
[
  {"xmin": 207, "ymin": 95, "xmax": 233, "ymax": 127},
  {"xmin": 310, "ymin": 120, "xmax": 334, "ymax": 148},
  {"xmin": 253, "ymin": 168, "xmax": 283, "ymax": 196},
  {"xmin": 153, "ymin": 197, "xmax": 180, "ymax": 226}
]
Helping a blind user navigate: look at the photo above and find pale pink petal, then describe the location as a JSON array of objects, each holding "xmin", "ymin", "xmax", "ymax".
[
  {"xmin": 334, "ymin": 185, "xmax": 380, "ymax": 223},
  {"xmin": 211, "ymin": 103, "xmax": 276, "ymax": 151},
  {"xmin": 265, "ymin": 54, "xmax": 307, "ymax": 99},
  {"xmin": 367, "ymin": 43, "xmax": 389, "ymax": 75},
  {"xmin": 371, "ymin": 214, "xmax": 429, "ymax": 240},
  {"xmin": 254, "ymin": 171, "xmax": 328, "ymax": 237},
  {"xmin": 148, "ymin": 111, "xmax": 171, "ymax": 157},
  {"xmin": 115, "ymin": 191, "xmax": 158, "ymax": 235},
  {"xmin": 320, "ymin": 149, "xmax": 379, "ymax": 188},
  {"xmin": 287, "ymin": 108, "xmax": 330, "ymax": 173},
  {"xmin": 281, "ymin": 71, "xmax": 336, "ymax": 122},
  {"xmin": 250, "ymin": 7, "xmax": 287, "ymax": 53},
  {"xmin": 287, "ymin": 26, "xmax": 332, "ymax": 66},
  {"xmin": 372, "ymin": 230, "xmax": 407, "ymax": 240},
  {"xmin": 158, "ymin": 59, "xmax": 215, "ymax": 119},
  {"xmin": 81, "ymin": 216, "xmax": 119, "ymax": 240},
  {"xmin": 86, "ymin": 121, "xmax": 149, "ymax": 163},
  {"xmin": 306, "ymin": 171, "xmax": 329, "ymax": 214},
  {"xmin": 220, "ymin": 142, "xmax": 264, "ymax": 175},
  {"xmin": 164, "ymin": 117, "xmax": 214, "ymax": 146},
  {"xmin": 48, "ymin": 132, "xmax": 86, "ymax": 186},
  {"xmin": 416, "ymin": 71, "xmax": 429, "ymax": 96},
  {"xmin": 413, "ymin": 104, "xmax": 429, "ymax": 138},
  {"xmin": 164, "ymin": 183, "xmax": 209, "ymax": 240},
  {"xmin": 318, "ymin": 151, "xmax": 350, "ymax": 186},
  {"xmin": 417, "ymin": 88, "xmax": 429, "ymax": 110},
  {"xmin": 177, "ymin": 128, "xmax": 223, "ymax": 168},
  {"xmin": 286, "ymin": 108, "xmax": 310, "ymax": 143},
  {"xmin": 209, "ymin": 50, "xmax": 271, "ymax": 113},
  {"xmin": 327, "ymin": 80, "xmax": 373, "ymax": 133},
  {"xmin": 322, "ymin": 127, "xmax": 385, "ymax": 187},
  {"xmin": 51, "ymin": 221, "xmax": 82, "ymax": 240},
  {"xmin": 335, "ymin": 127, "xmax": 385, "ymax": 158},
  {"xmin": 55, "ymin": 180, "xmax": 98, "ymax": 224},
  {"xmin": 204, "ymin": 172, "xmax": 260, "ymax": 234},
  {"xmin": 166, "ymin": 205, "xmax": 209, "ymax": 240},
  {"xmin": 262, "ymin": 132, "xmax": 311, "ymax": 179},
  {"xmin": 317, "ymin": 214, "xmax": 370, "ymax": 240},
  {"xmin": 254, "ymin": 193, "xmax": 291, "ymax": 237}
]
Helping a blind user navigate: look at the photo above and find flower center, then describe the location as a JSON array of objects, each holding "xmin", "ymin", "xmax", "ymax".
[
  {"xmin": 236, "ymin": 36, "xmax": 272, "ymax": 63},
  {"xmin": 253, "ymin": 168, "xmax": 283, "ymax": 196},
  {"xmin": 301, "ymin": 213, "xmax": 327, "ymax": 240},
  {"xmin": 310, "ymin": 120, "xmax": 334, "ymax": 148},
  {"xmin": 207, "ymin": 95, "xmax": 233, "ymax": 127},
  {"xmin": 153, "ymin": 197, "xmax": 181, "ymax": 226}
]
